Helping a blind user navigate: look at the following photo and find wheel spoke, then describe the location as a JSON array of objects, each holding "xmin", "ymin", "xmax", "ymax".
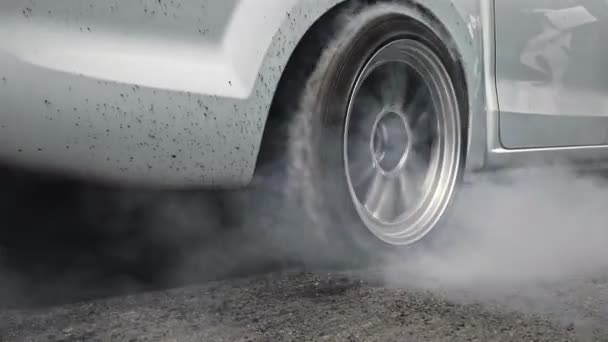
[
  {"xmin": 379, "ymin": 64, "xmax": 409, "ymax": 109},
  {"xmin": 406, "ymin": 149, "xmax": 429, "ymax": 179},
  {"xmin": 412, "ymin": 110, "xmax": 430, "ymax": 131},
  {"xmin": 396, "ymin": 170, "xmax": 416, "ymax": 214},
  {"xmin": 356, "ymin": 82, "xmax": 386, "ymax": 118},
  {"xmin": 363, "ymin": 170, "xmax": 394, "ymax": 218},
  {"xmin": 347, "ymin": 127, "xmax": 375, "ymax": 190},
  {"xmin": 352, "ymin": 162, "xmax": 376, "ymax": 188},
  {"xmin": 405, "ymin": 84, "xmax": 427, "ymax": 115},
  {"xmin": 411, "ymin": 111, "xmax": 433, "ymax": 148}
]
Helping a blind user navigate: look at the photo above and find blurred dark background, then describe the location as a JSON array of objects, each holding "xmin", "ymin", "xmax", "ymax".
[{"xmin": 0, "ymin": 163, "xmax": 293, "ymax": 308}]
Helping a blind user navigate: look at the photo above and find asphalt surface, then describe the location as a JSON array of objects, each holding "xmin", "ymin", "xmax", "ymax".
[
  {"xmin": 3, "ymin": 270, "xmax": 608, "ymax": 341},
  {"xmin": 1, "ymin": 166, "xmax": 608, "ymax": 341}
]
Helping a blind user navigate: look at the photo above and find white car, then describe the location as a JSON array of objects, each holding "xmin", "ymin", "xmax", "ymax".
[{"xmin": 1, "ymin": 0, "xmax": 607, "ymax": 251}]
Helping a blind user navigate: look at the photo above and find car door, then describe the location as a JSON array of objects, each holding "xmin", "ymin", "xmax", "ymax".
[{"xmin": 495, "ymin": 0, "xmax": 608, "ymax": 148}]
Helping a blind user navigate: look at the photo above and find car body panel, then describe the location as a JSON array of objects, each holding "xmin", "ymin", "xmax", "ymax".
[
  {"xmin": 0, "ymin": 0, "xmax": 320, "ymax": 187},
  {"xmin": 481, "ymin": 0, "xmax": 608, "ymax": 170},
  {"xmin": 0, "ymin": 0, "xmax": 483, "ymax": 187},
  {"xmin": 495, "ymin": 0, "xmax": 608, "ymax": 149}
]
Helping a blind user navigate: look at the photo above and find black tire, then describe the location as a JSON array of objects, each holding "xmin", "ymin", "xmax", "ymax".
[{"xmin": 255, "ymin": 3, "xmax": 468, "ymax": 267}]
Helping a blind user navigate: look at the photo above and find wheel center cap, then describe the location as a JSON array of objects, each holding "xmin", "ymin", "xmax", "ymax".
[{"xmin": 370, "ymin": 110, "xmax": 412, "ymax": 174}]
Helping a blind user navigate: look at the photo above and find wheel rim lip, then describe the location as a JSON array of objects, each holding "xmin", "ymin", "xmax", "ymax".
[{"xmin": 343, "ymin": 38, "xmax": 461, "ymax": 246}]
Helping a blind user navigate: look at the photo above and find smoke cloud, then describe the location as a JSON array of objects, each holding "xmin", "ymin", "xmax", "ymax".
[{"xmin": 381, "ymin": 169, "xmax": 608, "ymax": 319}]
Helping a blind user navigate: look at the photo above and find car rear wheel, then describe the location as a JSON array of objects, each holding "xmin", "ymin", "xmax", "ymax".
[
  {"xmin": 343, "ymin": 38, "xmax": 462, "ymax": 246},
  {"xmin": 258, "ymin": 4, "xmax": 467, "ymax": 263}
]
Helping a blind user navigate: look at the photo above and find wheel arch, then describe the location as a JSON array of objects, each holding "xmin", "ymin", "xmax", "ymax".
[{"xmin": 255, "ymin": 0, "xmax": 483, "ymax": 175}]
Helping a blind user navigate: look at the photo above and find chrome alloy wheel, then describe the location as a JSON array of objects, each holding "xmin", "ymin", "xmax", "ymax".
[{"xmin": 344, "ymin": 39, "xmax": 462, "ymax": 246}]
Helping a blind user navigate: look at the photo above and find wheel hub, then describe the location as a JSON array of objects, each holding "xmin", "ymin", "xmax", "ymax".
[{"xmin": 370, "ymin": 110, "xmax": 412, "ymax": 175}]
